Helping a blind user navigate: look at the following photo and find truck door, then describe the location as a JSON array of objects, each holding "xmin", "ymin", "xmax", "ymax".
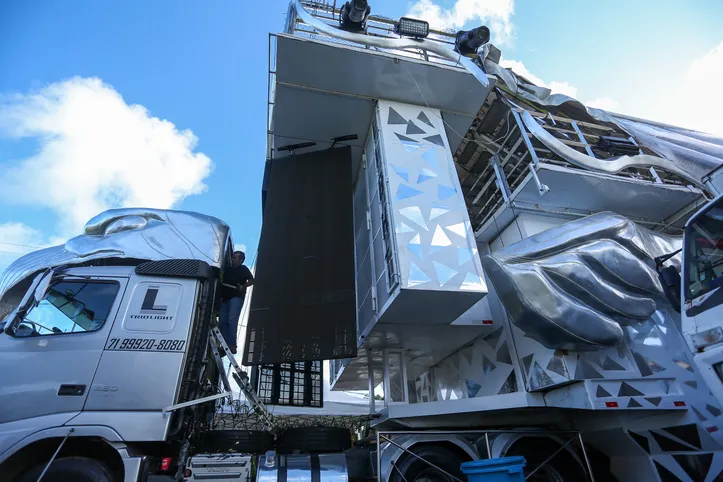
[
  {"xmin": 0, "ymin": 275, "xmax": 127, "ymax": 424},
  {"xmin": 85, "ymin": 274, "xmax": 199, "ymax": 412}
]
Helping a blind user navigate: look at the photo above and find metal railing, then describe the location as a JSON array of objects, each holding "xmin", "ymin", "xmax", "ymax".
[{"xmin": 287, "ymin": 1, "xmax": 461, "ymax": 68}]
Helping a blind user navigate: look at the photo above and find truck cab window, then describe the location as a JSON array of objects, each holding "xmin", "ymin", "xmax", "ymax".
[
  {"xmin": 685, "ymin": 205, "xmax": 723, "ymax": 300},
  {"xmin": 15, "ymin": 281, "xmax": 120, "ymax": 337}
]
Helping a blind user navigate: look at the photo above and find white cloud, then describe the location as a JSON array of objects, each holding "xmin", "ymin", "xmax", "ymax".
[
  {"xmin": 407, "ymin": 0, "xmax": 514, "ymax": 45},
  {"xmin": 654, "ymin": 41, "xmax": 723, "ymax": 135},
  {"xmin": 499, "ymin": 59, "xmax": 577, "ymax": 98},
  {"xmin": 233, "ymin": 243, "xmax": 247, "ymax": 253},
  {"xmin": 0, "ymin": 77, "xmax": 213, "ymax": 238},
  {"xmin": 0, "ymin": 222, "xmax": 47, "ymax": 270},
  {"xmin": 585, "ymin": 97, "xmax": 620, "ymax": 111}
]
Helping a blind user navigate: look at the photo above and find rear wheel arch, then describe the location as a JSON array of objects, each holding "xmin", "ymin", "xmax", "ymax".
[{"xmin": 1, "ymin": 436, "xmax": 125, "ymax": 481}]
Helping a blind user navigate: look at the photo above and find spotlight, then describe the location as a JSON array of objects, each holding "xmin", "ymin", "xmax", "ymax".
[
  {"xmin": 454, "ymin": 26, "xmax": 491, "ymax": 56},
  {"xmin": 339, "ymin": 0, "xmax": 371, "ymax": 32},
  {"xmin": 394, "ymin": 17, "xmax": 429, "ymax": 38}
]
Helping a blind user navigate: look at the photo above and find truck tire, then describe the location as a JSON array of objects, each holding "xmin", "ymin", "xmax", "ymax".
[
  {"xmin": 505, "ymin": 438, "xmax": 587, "ymax": 482},
  {"xmin": 201, "ymin": 429, "xmax": 274, "ymax": 453},
  {"xmin": 389, "ymin": 445, "xmax": 465, "ymax": 482},
  {"xmin": 19, "ymin": 457, "xmax": 115, "ymax": 482},
  {"xmin": 276, "ymin": 427, "xmax": 352, "ymax": 454}
]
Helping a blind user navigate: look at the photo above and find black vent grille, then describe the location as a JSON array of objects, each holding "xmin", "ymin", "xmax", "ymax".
[{"xmin": 135, "ymin": 259, "xmax": 212, "ymax": 279}]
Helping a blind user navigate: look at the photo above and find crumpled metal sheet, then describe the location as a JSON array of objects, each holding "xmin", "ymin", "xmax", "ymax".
[
  {"xmin": 481, "ymin": 212, "xmax": 681, "ymax": 351},
  {"xmin": 0, "ymin": 208, "xmax": 230, "ymax": 319},
  {"xmin": 481, "ymin": 48, "xmax": 723, "ymax": 186},
  {"xmin": 519, "ymin": 110, "xmax": 706, "ymax": 189}
]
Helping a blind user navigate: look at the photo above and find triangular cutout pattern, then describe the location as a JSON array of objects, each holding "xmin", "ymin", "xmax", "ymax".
[
  {"xmin": 466, "ymin": 379, "xmax": 481, "ymax": 398},
  {"xmin": 484, "ymin": 326, "xmax": 503, "ymax": 348},
  {"xmin": 422, "ymin": 148, "xmax": 439, "ymax": 171},
  {"xmin": 602, "ymin": 356, "xmax": 626, "ymax": 371},
  {"xmin": 395, "ymin": 132, "xmax": 417, "ymax": 143},
  {"xmin": 596, "ymin": 385, "xmax": 612, "ymax": 398},
  {"xmin": 433, "ymin": 261, "xmax": 457, "ymax": 285},
  {"xmin": 417, "ymin": 111, "xmax": 435, "ymax": 128},
  {"xmin": 431, "ymin": 225, "xmax": 452, "ymax": 247},
  {"xmin": 395, "ymin": 222, "xmax": 414, "ymax": 234},
  {"xmin": 673, "ymin": 453, "xmax": 713, "ymax": 482},
  {"xmin": 391, "ymin": 164, "xmax": 409, "ymax": 182},
  {"xmin": 408, "ymin": 261, "xmax": 430, "ymax": 287},
  {"xmin": 546, "ymin": 354, "xmax": 569, "ymax": 378},
  {"xmin": 692, "ymin": 406, "xmax": 708, "ymax": 421},
  {"xmin": 646, "ymin": 397, "xmax": 662, "ymax": 406},
  {"xmin": 499, "ymin": 371, "xmax": 518, "ymax": 394},
  {"xmin": 653, "ymin": 461, "xmax": 679, "ymax": 481},
  {"xmin": 628, "ymin": 398, "xmax": 643, "ymax": 408},
  {"xmin": 446, "ymin": 222, "xmax": 467, "ymax": 238},
  {"xmin": 407, "ymin": 242, "xmax": 423, "ymax": 259},
  {"xmin": 417, "ymin": 167, "xmax": 437, "ymax": 184},
  {"xmin": 661, "ymin": 424, "xmax": 701, "ymax": 450},
  {"xmin": 629, "ymin": 431, "xmax": 651, "ymax": 454},
  {"xmin": 521, "ymin": 354, "xmax": 534, "ymax": 378},
  {"xmin": 531, "ymin": 362, "xmax": 554, "ymax": 389},
  {"xmin": 424, "ymin": 134, "xmax": 445, "ymax": 146},
  {"xmin": 458, "ymin": 247, "xmax": 472, "ymax": 266},
  {"xmin": 461, "ymin": 273, "xmax": 484, "ymax": 291},
  {"xmin": 438, "ymin": 184, "xmax": 456, "ymax": 200},
  {"xmin": 575, "ymin": 359, "xmax": 602, "ymax": 379},
  {"xmin": 651, "ymin": 432, "xmax": 696, "ymax": 453},
  {"xmin": 429, "ymin": 207, "xmax": 448, "ymax": 220},
  {"xmin": 496, "ymin": 342, "xmax": 512, "ymax": 365},
  {"xmin": 399, "ymin": 206, "xmax": 428, "ymax": 230},
  {"xmin": 396, "ymin": 184, "xmax": 423, "ymax": 201},
  {"xmin": 406, "ymin": 119, "xmax": 426, "ymax": 135},
  {"xmin": 618, "ymin": 382, "xmax": 645, "ymax": 397},
  {"xmin": 706, "ymin": 404, "xmax": 722, "ymax": 417},
  {"xmin": 388, "ymin": 106, "xmax": 407, "ymax": 125},
  {"xmin": 482, "ymin": 355, "xmax": 497, "ymax": 375}
]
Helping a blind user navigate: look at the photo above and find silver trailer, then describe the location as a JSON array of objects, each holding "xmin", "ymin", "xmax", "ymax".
[{"xmin": 3, "ymin": 1, "xmax": 723, "ymax": 481}]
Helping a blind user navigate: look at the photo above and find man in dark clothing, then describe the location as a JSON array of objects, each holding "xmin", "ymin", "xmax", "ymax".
[{"xmin": 219, "ymin": 251, "xmax": 254, "ymax": 354}]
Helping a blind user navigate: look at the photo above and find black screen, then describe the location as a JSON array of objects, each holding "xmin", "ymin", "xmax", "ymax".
[{"xmin": 244, "ymin": 147, "xmax": 357, "ymax": 364}]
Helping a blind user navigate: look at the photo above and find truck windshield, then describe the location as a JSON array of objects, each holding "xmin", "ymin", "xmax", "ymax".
[{"xmin": 685, "ymin": 201, "xmax": 723, "ymax": 300}]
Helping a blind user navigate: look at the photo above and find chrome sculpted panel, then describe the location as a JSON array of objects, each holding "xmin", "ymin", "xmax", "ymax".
[
  {"xmin": 0, "ymin": 208, "xmax": 229, "ymax": 319},
  {"xmin": 482, "ymin": 212, "xmax": 681, "ymax": 350}
]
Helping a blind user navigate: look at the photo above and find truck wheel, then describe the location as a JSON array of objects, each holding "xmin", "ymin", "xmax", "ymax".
[
  {"xmin": 390, "ymin": 445, "xmax": 465, "ymax": 482},
  {"xmin": 505, "ymin": 439, "xmax": 587, "ymax": 482},
  {"xmin": 276, "ymin": 427, "xmax": 352, "ymax": 453},
  {"xmin": 201, "ymin": 429, "xmax": 274, "ymax": 453},
  {"xmin": 20, "ymin": 457, "xmax": 115, "ymax": 482}
]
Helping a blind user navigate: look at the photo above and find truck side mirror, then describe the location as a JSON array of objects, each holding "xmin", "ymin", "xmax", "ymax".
[{"xmin": 658, "ymin": 266, "xmax": 682, "ymax": 313}]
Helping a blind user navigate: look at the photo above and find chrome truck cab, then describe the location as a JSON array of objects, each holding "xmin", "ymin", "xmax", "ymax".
[{"xmin": 0, "ymin": 209, "xmax": 231, "ymax": 481}]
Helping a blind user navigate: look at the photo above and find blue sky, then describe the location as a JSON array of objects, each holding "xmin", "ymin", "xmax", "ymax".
[{"xmin": 1, "ymin": 0, "xmax": 722, "ymax": 272}]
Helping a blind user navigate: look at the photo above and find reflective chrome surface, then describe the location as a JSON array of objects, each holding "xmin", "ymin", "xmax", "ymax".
[
  {"xmin": 481, "ymin": 212, "xmax": 681, "ymax": 350},
  {"xmin": 520, "ymin": 110, "xmax": 706, "ymax": 189},
  {"xmin": 482, "ymin": 50, "xmax": 723, "ymax": 186},
  {"xmin": 0, "ymin": 208, "xmax": 230, "ymax": 319},
  {"xmin": 290, "ymin": 0, "xmax": 490, "ymax": 88},
  {"xmin": 256, "ymin": 453, "xmax": 347, "ymax": 482}
]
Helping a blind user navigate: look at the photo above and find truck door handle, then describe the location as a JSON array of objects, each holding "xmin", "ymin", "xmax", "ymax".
[{"xmin": 58, "ymin": 385, "xmax": 86, "ymax": 396}]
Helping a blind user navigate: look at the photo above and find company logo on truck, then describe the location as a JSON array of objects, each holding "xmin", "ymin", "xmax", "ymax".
[{"xmin": 129, "ymin": 286, "xmax": 174, "ymax": 321}]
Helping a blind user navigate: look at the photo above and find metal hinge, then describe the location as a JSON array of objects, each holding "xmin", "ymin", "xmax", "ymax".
[
  {"xmin": 366, "ymin": 210, "xmax": 372, "ymax": 230},
  {"xmin": 371, "ymin": 286, "xmax": 377, "ymax": 311}
]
